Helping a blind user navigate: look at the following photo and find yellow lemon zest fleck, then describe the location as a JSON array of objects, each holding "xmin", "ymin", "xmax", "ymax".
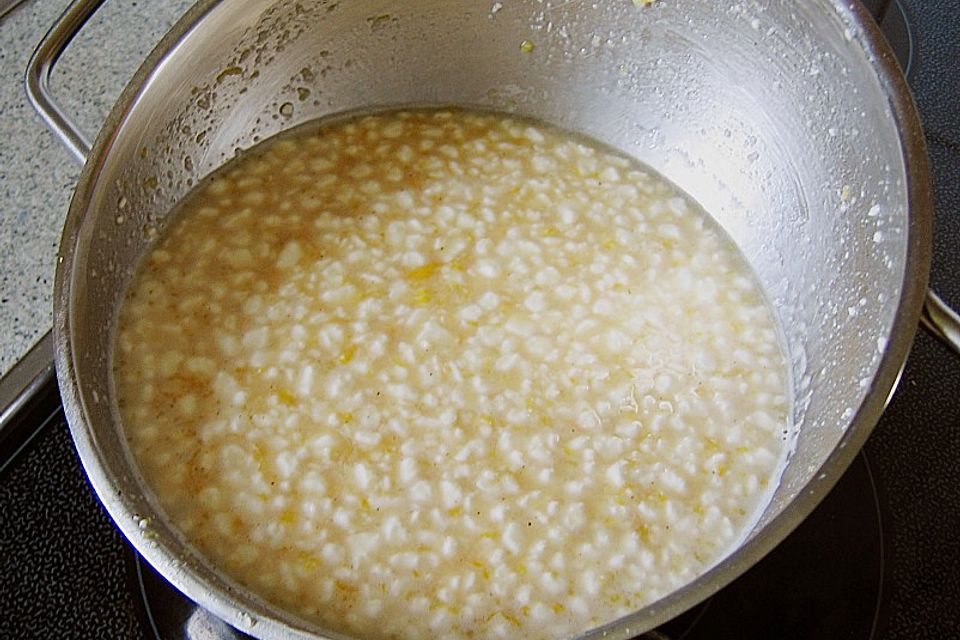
[
  {"xmin": 406, "ymin": 262, "xmax": 442, "ymax": 281},
  {"xmin": 277, "ymin": 387, "xmax": 296, "ymax": 405},
  {"xmin": 413, "ymin": 288, "xmax": 433, "ymax": 305},
  {"xmin": 334, "ymin": 579, "xmax": 357, "ymax": 593},
  {"xmin": 339, "ymin": 344, "xmax": 357, "ymax": 364}
]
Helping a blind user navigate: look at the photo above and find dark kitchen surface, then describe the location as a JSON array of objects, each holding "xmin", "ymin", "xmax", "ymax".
[
  {"xmin": 2, "ymin": 0, "xmax": 958, "ymax": 638},
  {"xmin": 864, "ymin": 0, "xmax": 960, "ymax": 636}
]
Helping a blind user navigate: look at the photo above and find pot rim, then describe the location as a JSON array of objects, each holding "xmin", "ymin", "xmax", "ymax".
[{"xmin": 52, "ymin": 0, "xmax": 933, "ymax": 638}]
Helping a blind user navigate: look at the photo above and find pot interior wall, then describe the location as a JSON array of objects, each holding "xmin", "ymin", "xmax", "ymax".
[{"xmin": 61, "ymin": 0, "xmax": 909, "ymax": 636}]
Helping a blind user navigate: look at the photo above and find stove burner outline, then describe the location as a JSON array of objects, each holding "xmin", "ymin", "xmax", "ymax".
[
  {"xmin": 641, "ymin": 451, "xmax": 889, "ymax": 640},
  {"xmin": 878, "ymin": 0, "xmax": 914, "ymax": 79}
]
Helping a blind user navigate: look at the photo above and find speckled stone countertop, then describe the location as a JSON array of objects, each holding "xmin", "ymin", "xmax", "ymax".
[{"xmin": 0, "ymin": 0, "xmax": 194, "ymax": 378}]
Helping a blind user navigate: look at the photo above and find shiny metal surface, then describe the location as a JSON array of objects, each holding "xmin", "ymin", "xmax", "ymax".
[
  {"xmin": 921, "ymin": 290, "xmax": 960, "ymax": 356},
  {"xmin": 36, "ymin": 0, "xmax": 935, "ymax": 638},
  {"xmin": 0, "ymin": 0, "xmax": 30, "ymax": 23},
  {"xmin": 0, "ymin": 332, "xmax": 53, "ymax": 471},
  {"xmin": 1, "ymin": 0, "xmax": 98, "ymax": 472},
  {"xmin": 25, "ymin": 0, "xmax": 100, "ymax": 165}
]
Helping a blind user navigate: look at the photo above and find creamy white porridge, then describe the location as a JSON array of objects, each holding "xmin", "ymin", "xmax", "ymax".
[{"xmin": 114, "ymin": 109, "xmax": 789, "ymax": 640}]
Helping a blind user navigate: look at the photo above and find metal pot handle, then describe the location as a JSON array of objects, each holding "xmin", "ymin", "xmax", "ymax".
[
  {"xmin": 921, "ymin": 290, "xmax": 960, "ymax": 355},
  {"xmin": 24, "ymin": 0, "xmax": 106, "ymax": 166},
  {"xmin": 0, "ymin": 0, "xmax": 103, "ymax": 466}
]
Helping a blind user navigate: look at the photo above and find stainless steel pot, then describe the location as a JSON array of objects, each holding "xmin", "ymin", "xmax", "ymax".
[{"xmin": 26, "ymin": 0, "xmax": 960, "ymax": 638}]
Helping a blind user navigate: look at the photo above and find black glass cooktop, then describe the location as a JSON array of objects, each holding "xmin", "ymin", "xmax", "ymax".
[{"xmin": 2, "ymin": 1, "xmax": 958, "ymax": 638}]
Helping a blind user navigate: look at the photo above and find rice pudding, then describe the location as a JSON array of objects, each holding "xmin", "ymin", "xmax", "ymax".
[{"xmin": 114, "ymin": 109, "xmax": 789, "ymax": 639}]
